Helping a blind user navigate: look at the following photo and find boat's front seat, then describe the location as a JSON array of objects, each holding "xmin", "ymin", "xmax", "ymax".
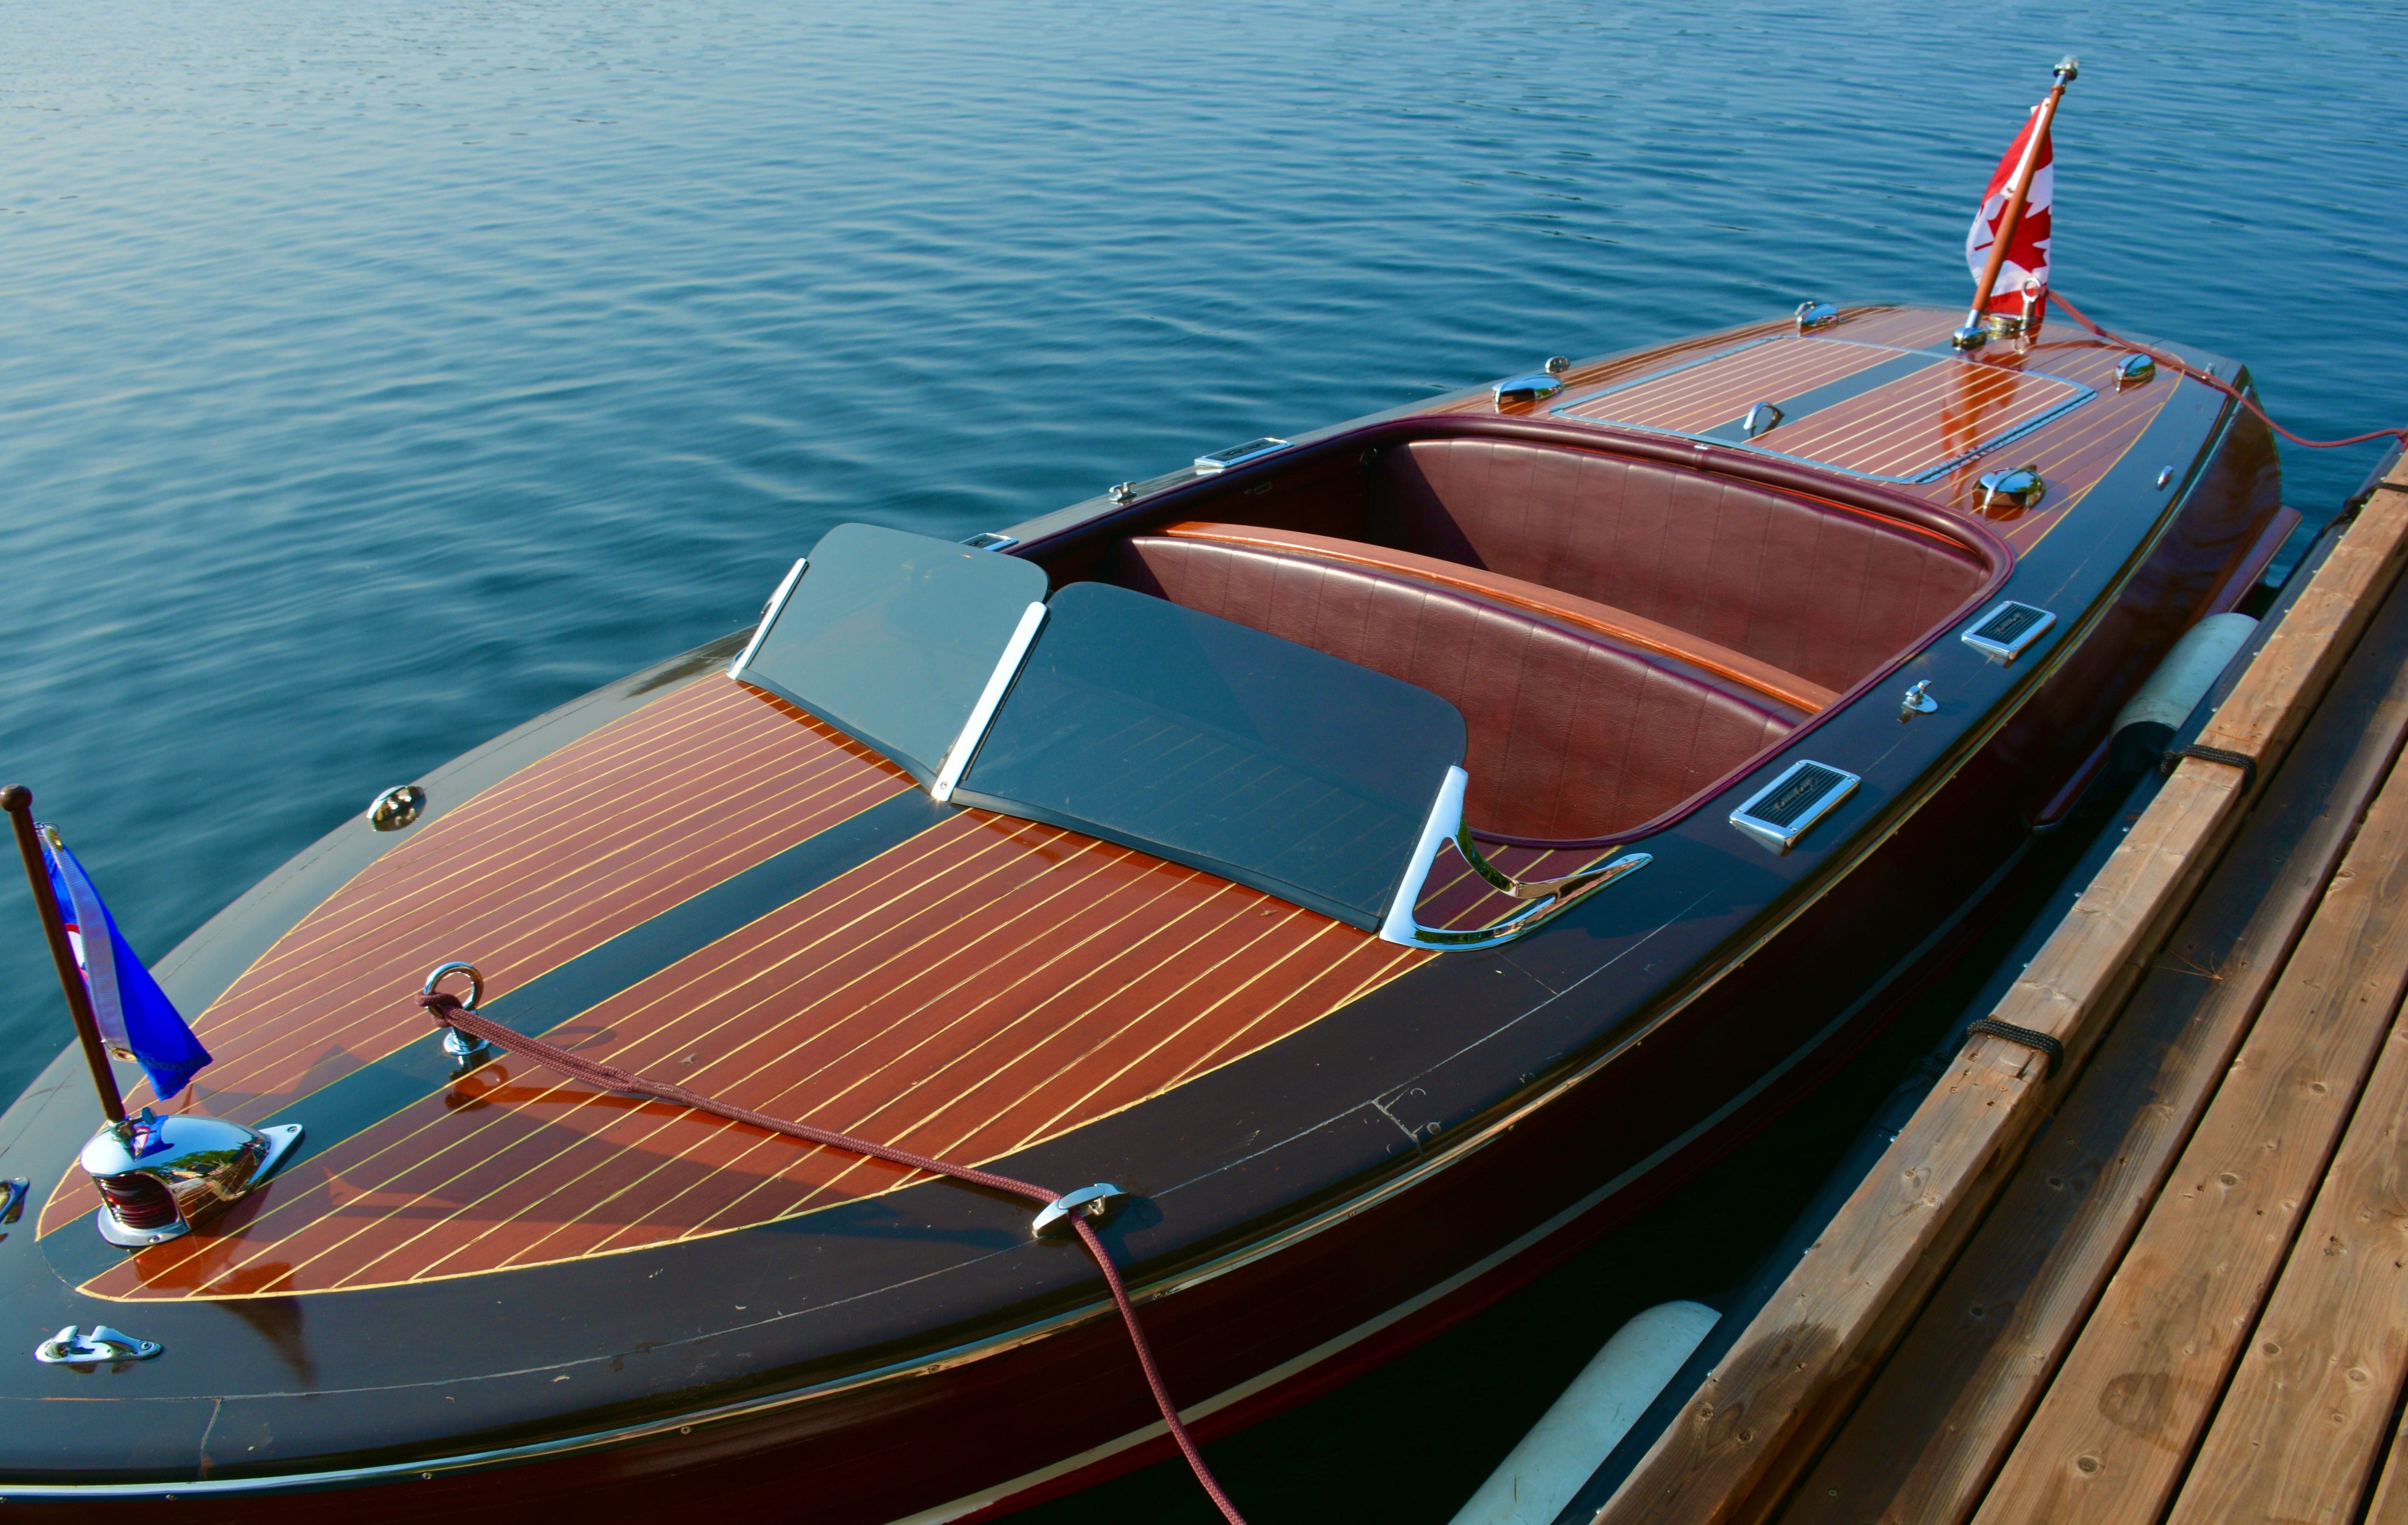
[{"xmin": 1102, "ymin": 529, "xmax": 1814, "ymax": 843}]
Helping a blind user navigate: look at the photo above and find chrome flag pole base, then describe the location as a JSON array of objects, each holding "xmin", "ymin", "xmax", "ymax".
[{"xmin": 1950, "ymin": 322, "xmax": 1989, "ymax": 351}]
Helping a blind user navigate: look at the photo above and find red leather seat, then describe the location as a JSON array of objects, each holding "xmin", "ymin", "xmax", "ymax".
[
  {"xmin": 1106, "ymin": 535, "xmax": 1808, "ymax": 843},
  {"xmin": 1366, "ymin": 439, "xmax": 1987, "ymax": 695}
]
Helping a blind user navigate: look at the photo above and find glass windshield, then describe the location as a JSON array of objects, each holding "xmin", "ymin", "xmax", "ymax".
[
  {"xmin": 952, "ymin": 581, "xmax": 1465, "ymax": 927},
  {"xmin": 740, "ymin": 522, "xmax": 1048, "ymax": 784}
]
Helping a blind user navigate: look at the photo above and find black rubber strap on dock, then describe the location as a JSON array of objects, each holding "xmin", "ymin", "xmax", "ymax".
[
  {"xmin": 1964, "ymin": 1017, "xmax": 2065, "ymax": 1063},
  {"xmin": 2161, "ymin": 743, "xmax": 2258, "ymax": 794}
]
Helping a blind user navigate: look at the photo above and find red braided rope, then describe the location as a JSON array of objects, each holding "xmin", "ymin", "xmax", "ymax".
[
  {"xmin": 418, "ymin": 992, "xmax": 1247, "ymax": 1524},
  {"xmin": 2049, "ymin": 290, "xmax": 2408, "ymax": 452}
]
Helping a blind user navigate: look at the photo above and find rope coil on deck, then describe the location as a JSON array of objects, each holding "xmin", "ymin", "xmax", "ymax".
[{"xmin": 414, "ymin": 990, "xmax": 1250, "ymax": 1525}]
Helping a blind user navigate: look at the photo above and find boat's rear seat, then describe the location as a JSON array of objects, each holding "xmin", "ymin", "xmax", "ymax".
[
  {"xmin": 1105, "ymin": 525, "xmax": 1817, "ymax": 843},
  {"xmin": 1364, "ymin": 438, "xmax": 1988, "ymax": 695}
]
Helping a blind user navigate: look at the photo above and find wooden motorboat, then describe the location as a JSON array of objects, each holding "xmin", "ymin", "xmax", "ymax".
[{"xmin": 0, "ymin": 303, "xmax": 2289, "ymax": 1521}]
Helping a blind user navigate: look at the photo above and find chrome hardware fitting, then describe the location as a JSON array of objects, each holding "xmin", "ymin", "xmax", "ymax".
[
  {"xmin": 931, "ymin": 602, "xmax": 1049, "ymax": 804},
  {"xmin": 1492, "ymin": 373, "xmax": 1564, "ymax": 409},
  {"xmin": 1981, "ymin": 311, "xmax": 2025, "ymax": 340},
  {"xmin": 1899, "ymin": 680, "xmax": 1937, "ymax": 720},
  {"xmin": 1796, "ymin": 301, "xmax": 1838, "ymax": 332},
  {"xmin": 36, "ymin": 1325, "xmax": 160, "ymax": 1365},
  {"xmin": 424, "ymin": 962, "xmax": 494, "ymax": 1067},
  {"xmin": 1977, "ymin": 464, "xmax": 2047, "ymax": 512},
  {"xmin": 1544, "ymin": 356, "xmax": 1572, "ymax": 377},
  {"xmin": 1033, "ymin": 1183, "xmax": 1127, "ymax": 1237},
  {"xmin": 1740, "ymin": 401, "xmax": 1784, "ymax": 439},
  {"xmin": 726, "ymin": 556, "xmax": 808, "ymax": 684},
  {"xmin": 80, "ymin": 1107, "xmax": 302, "ymax": 1247},
  {"xmin": 1109, "ymin": 481, "xmax": 1139, "ymax": 505},
  {"xmin": 1949, "ymin": 322, "xmax": 1988, "ymax": 352},
  {"xmin": 1193, "ymin": 438, "xmax": 1289, "ymax": 474},
  {"xmin": 1380, "ymin": 767, "xmax": 1650, "ymax": 950},
  {"xmin": 1729, "ymin": 760, "xmax": 1861, "ymax": 855},
  {"xmin": 959, "ymin": 532, "xmax": 1018, "ymax": 551},
  {"xmin": 367, "ymin": 784, "xmax": 425, "ymax": 833},
  {"xmin": 2116, "ymin": 353, "xmax": 2157, "ymax": 388},
  {"xmin": 2018, "ymin": 279, "xmax": 2044, "ymax": 336},
  {"xmin": 2155, "ymin": 465, "xmax": 2176, "ymax": 489},
  {"xmin": 1, "ymin": 1175, "xmax": 26, "ymax": 1224},
  {"xmin": 1961, "ymin": 600, "xmax": 2057, "ymax": 665}
]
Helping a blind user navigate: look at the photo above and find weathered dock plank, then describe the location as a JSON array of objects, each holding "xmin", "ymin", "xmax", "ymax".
[
  {"xmin": 1782, "ymin": 565, "xmax": 2408, "ymax": 1525},
  {"xmin": 1969, "ymin": 738, "xmax": 2408, "ymax": 1524},
  {"xmin": 2161, "ymin": 1016, "xmax": 2408, "ymax": 1525}
]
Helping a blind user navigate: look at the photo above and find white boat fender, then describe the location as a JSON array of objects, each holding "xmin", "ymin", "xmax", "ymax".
[
  {"xmin": 2111, "ymin": 612, "xmax": 2257, "ymax": 742},
  {"xmin": 1445, "ymin": 1299, "xmax": 1720, "ymax": 1525}
]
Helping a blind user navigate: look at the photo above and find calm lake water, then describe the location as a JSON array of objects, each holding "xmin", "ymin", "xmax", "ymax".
[{"xmin": 4, "ymin": 2, "xmax": 2403, "ymax": 1517}]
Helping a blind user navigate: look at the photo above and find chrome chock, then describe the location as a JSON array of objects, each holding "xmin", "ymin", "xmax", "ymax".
[
  {"xmin": 1033, "ymin": 1183, "xmax": 1127, "ymax": 1238},
  {"xmin": 36, "ymin": 1325, "xmax": 161, "ymax": 1365}
]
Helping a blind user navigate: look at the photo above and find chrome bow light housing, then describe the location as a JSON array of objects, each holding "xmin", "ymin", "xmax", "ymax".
[{"xmin": 78, "ymin": 1106, "xmax": 302, "ymax": 1247}]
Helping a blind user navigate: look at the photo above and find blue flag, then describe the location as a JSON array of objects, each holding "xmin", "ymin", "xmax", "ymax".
[{"xmin": 38, "ymin": 826, "xmax": 211, "ymax": 1101}]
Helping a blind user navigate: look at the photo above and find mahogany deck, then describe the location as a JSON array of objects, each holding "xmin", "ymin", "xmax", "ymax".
[
  {"xmin": 1473, "ymin": 307, "xmax": 2179, "ymax": 557},
  {"xmin": 60, "ymin": 668, "xmax": 1457, "ymax": 1298}
]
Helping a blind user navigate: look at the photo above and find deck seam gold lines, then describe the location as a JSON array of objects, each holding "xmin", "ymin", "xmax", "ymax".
[
  {"xmin": 209, "ymin": 708, "xmax": 878, "ymax": 1003},
  {"xmin": 212, "ymin": 690, "xmax": 872, "ymax": 991},
  {"xmin": 671, "ymin": 856, "xmax": 1228, "ymax": 1235},
  {"xmin": 184, "ymin": 763, "xmax": 910, "ymax": 1110},
  {"xmin": 170, "ymin": 815, "xmax": 1060, "ymax": 1288},
  {"xmin": 408, "ymin": 826, "xmax": 1149, "ymax": 1272},
  {"xmin": 187, "ymin": 734, "xmax": 903, "ymax": 1081}
]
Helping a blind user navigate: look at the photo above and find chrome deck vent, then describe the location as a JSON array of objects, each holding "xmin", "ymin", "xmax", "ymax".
[
  {"xmin": 1730, "ymin": 760, "xmax": 1860, "ymax": 854},
  {"xmin": 959, "ymin": 531, "xmax": 1018, "ymax": 551},
  {"xmin": 1961, "ymin": 600, "xmax": 2057, "ymax": 664},
  {"xmin": 1193, "ymin": 438, "xmax": 1289, "ymax": 474}
]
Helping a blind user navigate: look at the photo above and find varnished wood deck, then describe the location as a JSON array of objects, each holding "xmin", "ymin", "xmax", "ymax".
[
  {"xmin": 46, "ymin": 659, "xmax": 1548, "ymax": 1299},
  {"xmin": 1589, "ymin": 453, "xmax": 2408, "ymax": 1525},
  {"xmin": 1469, "ymin": 306, "xmax": 2181, "ymax": 556}
]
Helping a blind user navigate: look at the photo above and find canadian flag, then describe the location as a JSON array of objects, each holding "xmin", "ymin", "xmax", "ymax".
[{"xmin": 1965, "ymin": 102, "xmax": 2053, "ymax": 322}]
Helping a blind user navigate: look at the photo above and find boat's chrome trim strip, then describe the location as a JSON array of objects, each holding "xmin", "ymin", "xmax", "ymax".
[
  {"xmin": 1380, "ymin": 767, "xmax": 1649, "ymax": 950},
  {"xmin": 724, "ymin": 557, "xmax": 808, "ymax": 684},
  {"xmin": 929, "ymin": 601, "xmax": 1048, "ymax": 804}
]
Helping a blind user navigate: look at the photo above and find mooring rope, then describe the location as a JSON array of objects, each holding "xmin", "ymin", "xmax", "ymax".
[
  {"xmin": 2051, "ymin": 290, "xmax": 2408, "ymax": 453},
  {"xmin": 416, "ymin": 991, "xmax": 1249, "ymax": 1525}
]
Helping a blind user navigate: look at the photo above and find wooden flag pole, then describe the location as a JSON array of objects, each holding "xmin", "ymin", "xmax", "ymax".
[
  {"xmin": 2, "ymin": 785, "xmax": 127, "ymax": 1123},
  {"xmin": 1954, "ymin": 56, "xmax": 2079, "ymax": 351}
]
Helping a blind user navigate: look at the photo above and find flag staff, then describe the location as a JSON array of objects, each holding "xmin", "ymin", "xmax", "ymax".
[
  {"xmin": 1953, "ymin": 55, "xmax": 2079, "ymax": 351},
  {"xmin": 1, "ymin": 785, "xmax": 127, "ymax": 1123}
]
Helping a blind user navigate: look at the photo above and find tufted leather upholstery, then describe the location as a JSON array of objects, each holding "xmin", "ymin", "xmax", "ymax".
[
  {"xmin": 1367, "ymin": 439, "xmax": 1986, "ymax": 694},
  {"xmin": 1107, "ymin": 535, "xmax": 1807, "ymax": 842}
]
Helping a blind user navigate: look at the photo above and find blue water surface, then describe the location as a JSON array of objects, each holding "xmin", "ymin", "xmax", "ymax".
[{"xmin": 2, "ymin": 2, "xmax": 2403, "ymax": 1514}]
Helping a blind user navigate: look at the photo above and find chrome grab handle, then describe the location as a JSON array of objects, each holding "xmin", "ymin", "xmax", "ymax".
[{"xmin": 1379, "ymin": 768, "xmax": 1650, "ymax": 951}]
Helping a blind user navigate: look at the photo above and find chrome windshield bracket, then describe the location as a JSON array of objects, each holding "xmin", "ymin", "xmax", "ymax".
[
  {"xmin": 930, "ymin": 601, "xmax": 1049, "ymax": 803},
  {"xmin": 1379, "ymin": 768, "xmax": 1651, "ymax": 950},
  {"xmin": 727, "ymin": 557, "xmax": 809, "ymax": 684}
]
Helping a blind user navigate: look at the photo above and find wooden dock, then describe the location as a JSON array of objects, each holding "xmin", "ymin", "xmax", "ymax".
[{"xmin": 1587, "ymin": 452, "xmax": 2408, "ymax": 1525}]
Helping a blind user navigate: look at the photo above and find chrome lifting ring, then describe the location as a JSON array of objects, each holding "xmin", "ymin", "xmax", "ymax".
[{"xmin": 423, "ymin": 961, "xmax": 494, "ymax": 1064}]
